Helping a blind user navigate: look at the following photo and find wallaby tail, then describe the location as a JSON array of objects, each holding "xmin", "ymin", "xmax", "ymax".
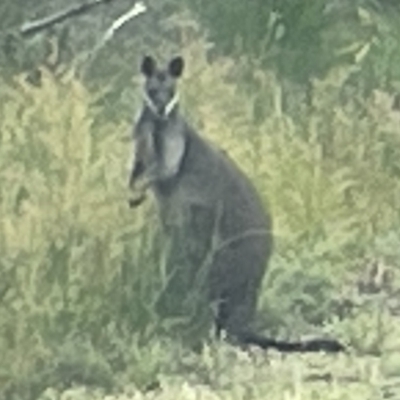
[{"xmin": 239, "ymin": 332, "xmax": 346, "ymax": 353}]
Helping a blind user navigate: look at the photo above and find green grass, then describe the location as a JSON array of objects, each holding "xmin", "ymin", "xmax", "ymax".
[
  {"xmin": 0, "ymin": 40, "xmax": 400, "ymax": 399},
  {"xmin": 36, "ymin": 344, "xmax": 400, "ymax": 399}
]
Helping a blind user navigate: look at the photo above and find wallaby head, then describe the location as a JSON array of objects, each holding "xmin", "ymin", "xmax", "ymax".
[{"xmin": 140, "ymin": 55, "xmax": 184, "ymax": 119}]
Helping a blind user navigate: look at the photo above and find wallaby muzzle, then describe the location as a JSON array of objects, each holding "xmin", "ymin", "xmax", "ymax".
[{"xmin": 142, "ymin": 90, "xmax": 179, "ymax": 119}]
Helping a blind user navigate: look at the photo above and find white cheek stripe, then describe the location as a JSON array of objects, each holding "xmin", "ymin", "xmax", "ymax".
[
  {"xmin": 142, "ymin": 91, "xmax": 179, "ymax": 118},
  {"xmin": 142, "ymin": 90, "xmax": 158, "ymax": 114},
  {"xmin": 164, "ymin": 92, "xmax": 179, "ymax": 116}
]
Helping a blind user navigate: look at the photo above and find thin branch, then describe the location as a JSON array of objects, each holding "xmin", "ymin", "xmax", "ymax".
[
  {"xmin": 102, "ymin": 1, "xmax": 146, "ymax": 42},
  {"xmin": 80, "ymin": 1, "xmax": 146, "ymax": 72},
  {"xmin": 20, "ymin": 0, "xmax": 117, "ymax": 36}
]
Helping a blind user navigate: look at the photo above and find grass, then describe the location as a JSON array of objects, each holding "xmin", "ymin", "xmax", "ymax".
[{"xmin": 36, "ymin": 343, "xmax": 400, "ymax": 399}]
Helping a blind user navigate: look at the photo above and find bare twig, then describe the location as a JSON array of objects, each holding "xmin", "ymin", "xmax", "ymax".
[
  {"xmin": 20, "ymin": 0, "xmax": 117, "ymax": 36},
  {"xmin": 102, "ymin": 1, "xmax": 146, "ymax": 42},
  {"xmin": 80, "ymin": 1, "xmax": 146, "ymax": 71}
]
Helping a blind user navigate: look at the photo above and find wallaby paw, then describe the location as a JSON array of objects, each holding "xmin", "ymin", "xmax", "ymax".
[{"xmin": 128, "ymin": 193, "xmax": 147, "ymax": 208}]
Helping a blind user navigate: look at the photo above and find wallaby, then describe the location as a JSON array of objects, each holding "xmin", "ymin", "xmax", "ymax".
[{"xmin": 128, "ymin": 55, "xmax": 345, "ymax": 353}]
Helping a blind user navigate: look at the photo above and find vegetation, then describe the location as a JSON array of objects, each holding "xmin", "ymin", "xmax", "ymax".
[{"xmin": 0, "ymin": 1, "xmax": 400, "ymax": 399}]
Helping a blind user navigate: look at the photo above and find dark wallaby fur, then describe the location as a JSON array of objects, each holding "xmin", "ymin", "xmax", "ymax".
[{"xmin": 128, "ymin": 55, "xmax": 345, "ymax": 353}]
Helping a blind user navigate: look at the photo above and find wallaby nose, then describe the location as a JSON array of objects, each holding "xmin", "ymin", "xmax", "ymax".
[{"xmin": 153, "ymin": 93, "xmax": 169, "ymax": 117}]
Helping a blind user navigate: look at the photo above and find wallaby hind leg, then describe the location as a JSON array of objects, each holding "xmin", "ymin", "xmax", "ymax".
[
  {"xmin": 209, "ymin": 237, "xmax": 268, "ymax": 344},
  {"xmin": 214, "ymin": 285, "xmax": 259, "ymax": 346}
]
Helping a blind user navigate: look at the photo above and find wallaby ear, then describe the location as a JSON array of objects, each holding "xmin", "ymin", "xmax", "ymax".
[
  {"xmin": 168, "ymin": 56, "xmax": 184, "ymax": 78},
  {"xmin": 141, "ymin": 56, "xmax": 156, "ymax": 77}
]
